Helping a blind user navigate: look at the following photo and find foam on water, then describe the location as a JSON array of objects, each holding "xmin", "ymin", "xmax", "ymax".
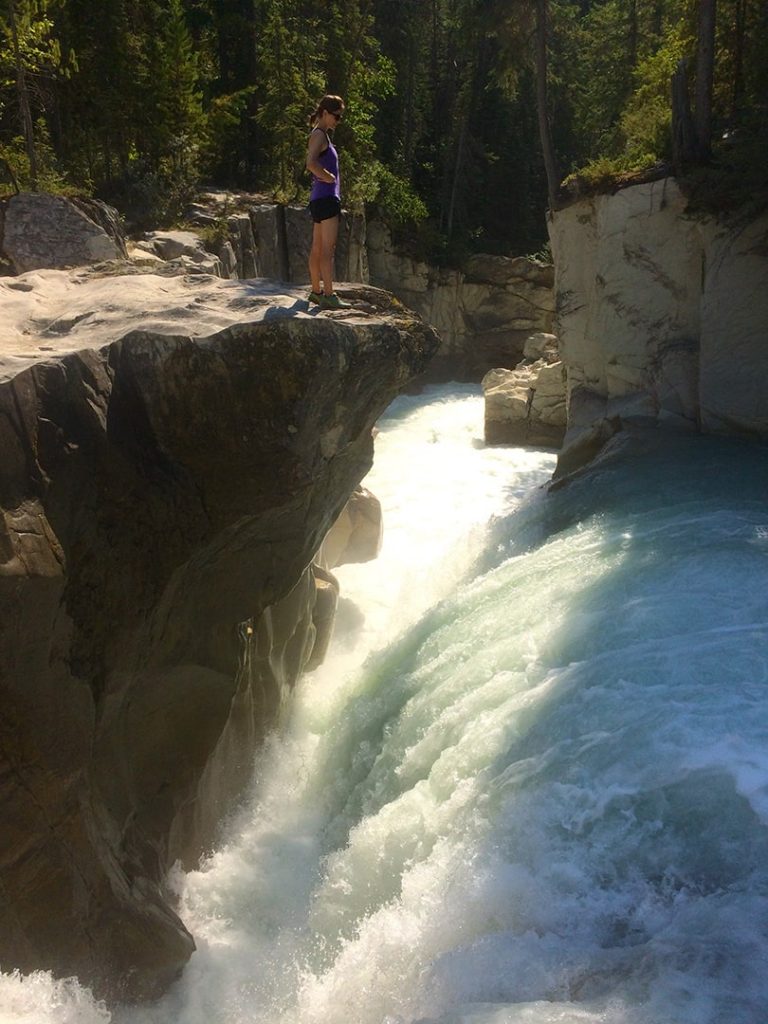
[{"xmin": 3, "ymin": 388, "xmax": 767, "ymax": 1024}]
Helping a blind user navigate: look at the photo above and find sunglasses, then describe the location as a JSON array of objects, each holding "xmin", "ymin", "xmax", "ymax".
[{"xmin": 330, "ymin": 111, "xmax": 343, "ymax": 121}]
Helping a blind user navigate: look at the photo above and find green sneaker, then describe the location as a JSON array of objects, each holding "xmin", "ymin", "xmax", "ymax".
[
  {"xmin": 308, "ymin": 290, "xmax": 323, "ymax": 305},
  {"xmin": 319, "ymin": 292, "xmax": 352, "ymax": 310}
]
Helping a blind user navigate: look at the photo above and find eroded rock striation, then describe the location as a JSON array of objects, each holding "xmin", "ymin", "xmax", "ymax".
[
  {"xmin": 550, "ymin": 177, "xmax": 768, "ymax": 476},
  {"xmin": 0, "ymin": 267, "xmax": 437, "ymax": 1000}
]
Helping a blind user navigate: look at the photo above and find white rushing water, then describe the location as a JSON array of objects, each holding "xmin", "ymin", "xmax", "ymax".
[{"xmin": 2, "ymin": 386, "xmax": 767, "ymax": 1024}]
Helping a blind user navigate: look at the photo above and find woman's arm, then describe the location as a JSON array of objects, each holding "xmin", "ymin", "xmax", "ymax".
[{"xmin": 306, "ymin": 130, "xmax": 335, "ymax": 183}]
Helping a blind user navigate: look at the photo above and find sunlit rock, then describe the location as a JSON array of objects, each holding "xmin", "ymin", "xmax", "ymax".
[
  {"xmin": 317, "ymin": 486, "xmax": 383, "ymax": 570},
  {"xmin": 482, "ymin": 335, "xmax": 566, "ymax": 448},
  {"xmin": 550, "ymin": 177, "xmax": 768, "ymax": 476}
]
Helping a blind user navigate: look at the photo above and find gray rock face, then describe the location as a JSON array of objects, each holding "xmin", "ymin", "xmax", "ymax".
[
  {"xmin": 251, "ymin": 203, "xmax": 358, "ymax": 293},
  {"xmin": 1, "ymin": 192, "xmax": 126, "ymax": 272},
  {"xmin": 0, "ymin": 271, "xmax": 438, "ymax": 1001},
  {"xmin": 549, "ymin": 177, "xmax": 768, "ymax": 476}
]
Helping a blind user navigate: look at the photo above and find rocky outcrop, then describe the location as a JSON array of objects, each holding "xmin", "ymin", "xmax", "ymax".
[
  {"xmin": 182, "ymin": 193, "xmax": 554, "ymax": 381},
  {"xmin": 367, "ymin": 222, "xmax": 555, "ymax": 380},
  {"xmin": 550, "ymin": 177, "xmax": 768, "ymax": 476},
  {"xmin": 185, "ymin": 191, "xmax": 367, "ymax": 287},
  {"xmin": 482, "ymin": 333, "xmax": 566, "ymax": 447},
  {"xmin": 0, "ymin": 266, "xmax": 437, "ymax": 1000},
  {"xmin": 136, "ymin": 230, "xmax": 225, "ymax": 277},
  {"xmin": 0, "ymin": 192, "xmax": 127, "ymax": 273}
]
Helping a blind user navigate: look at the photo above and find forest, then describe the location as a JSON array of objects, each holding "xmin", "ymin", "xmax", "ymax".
[{"xmin": 1, "ymin": 0, "xmax": 766, "ymax": 259}]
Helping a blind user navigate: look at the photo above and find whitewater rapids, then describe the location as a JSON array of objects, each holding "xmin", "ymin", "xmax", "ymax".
[{"xmin": 2, "ymin": 386, "xmax": 766, "ymax": 1024}]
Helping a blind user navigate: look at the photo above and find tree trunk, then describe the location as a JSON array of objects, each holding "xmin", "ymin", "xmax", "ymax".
[
  {"xmin": 732, "ymin": 0, "xmax": 746, "ymax": 116},
  {"xmin": 445, "ymin": 86, "xmax": 470, "ymax": 239},
  {"xmin": 8, "ymin": 0, "xmax": 39, "ymax": 189},
  {"xmin": 535, "ymin": 0, "xmax": 559, "ymax": 214},
  {"xmin": 628, "ymin": 0, "xmax": 638, "ymax": 67},
  {"xmin": 671, "ymin": 58, "xmax": 697, "ymax": 172},
  {"xmin": 694, "ymin": 0, "xmax": 717, "ymax": 161},
  {"xmin": 0, "ymin": 149, "xmax": 21, "ymax": 193}
]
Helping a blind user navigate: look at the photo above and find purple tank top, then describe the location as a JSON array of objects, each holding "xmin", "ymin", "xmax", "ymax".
[{"xmin": 309, "ymin": 128, "xmax": 341, "ymax": 201}]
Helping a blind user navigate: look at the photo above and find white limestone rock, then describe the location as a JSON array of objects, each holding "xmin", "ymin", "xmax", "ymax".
[
  {"xmin": 483, "ymin": 350, "xmax": 566, "ymax": 448},
  {"xmin": 700, "ymin": 212, "xmax": 768, "ymax": 435},
  {"xmin": 549, "ymin": 177, "xmax": 768, "ymax": 476}
]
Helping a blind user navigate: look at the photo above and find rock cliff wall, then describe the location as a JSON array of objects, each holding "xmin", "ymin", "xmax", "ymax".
[
  {"xmin": 0, "ymin": 266, "xmax": 437, "ymax": 1000},
  {"xmin": 549, "ymin": 178, "xmax": 768, "ymax": 475}
]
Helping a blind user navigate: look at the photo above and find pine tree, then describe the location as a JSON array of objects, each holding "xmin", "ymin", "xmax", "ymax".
[{"xmin": 0, "ymin": 0, "xmax": 71, "ymax": 188}]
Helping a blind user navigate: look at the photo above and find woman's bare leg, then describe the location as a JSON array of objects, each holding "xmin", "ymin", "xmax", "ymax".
[
  {"xmin": 320, "ymin": 215, "xmax": 340, "ymax": 296},
  {"xmin": 309, "ymin": 222, "xmax": 323, "ymax": 293}
]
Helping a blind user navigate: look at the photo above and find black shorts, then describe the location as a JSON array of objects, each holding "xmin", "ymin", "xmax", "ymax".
[{"xmin": 309, "ymin": 196, "xmax": 341, "ymax": 223}]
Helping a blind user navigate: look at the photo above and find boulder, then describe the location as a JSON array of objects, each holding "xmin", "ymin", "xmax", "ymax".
[
  {"xmin": 523, "ymin": 331, "xmax": 559, "ymax": 362},
  {"xmin": 183, "ymin": 196, "xmax": 261, "ymax": 281},
  {"xmin": 142, "ymin": 230, "xmax": 223, "ymax": 276},
  {"xmin": 483, "ymin": 328, "xmax": 566, "ymax": 448},
  {"xmin": 483, "ymin": 356, "xmax": 566, "ymax": 447},
  {"xmin": 0, "ymin": 265, "xmax": 438, "ymax": 1000},
  {"xmin": 318, "ymin": 486, "xmax": 383, "ymax": 570},
  {"xmin": 0, "ymin": 193, "xmax": 126, "ymax": 273}
]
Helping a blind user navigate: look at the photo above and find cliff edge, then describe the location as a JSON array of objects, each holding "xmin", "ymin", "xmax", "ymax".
[{"xmin": 0, "ymin": 266, "xmax": 438, "ymax": 1000}]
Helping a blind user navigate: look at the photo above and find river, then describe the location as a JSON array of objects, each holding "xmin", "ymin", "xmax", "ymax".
[{"xmin": 2, "ymin": 385, "xmax": 767, "ymax": 1024}]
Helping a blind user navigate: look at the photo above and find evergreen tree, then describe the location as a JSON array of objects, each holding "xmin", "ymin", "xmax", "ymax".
[{"xmin": 0, "ymin": 0, "xmax": 72, "ymax": 188}]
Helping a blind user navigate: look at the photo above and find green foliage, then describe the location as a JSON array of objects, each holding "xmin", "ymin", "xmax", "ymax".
[
  {"xmin": 562, "ymin": 152, "xmax": 663, "ymax": 192},
  {"xmin": 0, "ymin": 0, "xmax": 764, "ymax": 255},
  {"xmin": 0, "ymin": 125, "xmax": 73, "ymax": 192},
  {"xmin": 253, "ymin": 0, "xmax": 324, "ymax": 197},
  {"xmin": 682, "ymin": 116, "xmax": 768, "ymax": 213},
  {"xmin": 0, "ymin": 0, "xmax": 74, "ymax": 88},
  {"xmin": 619, "ymin": 19, "xmax": 694, "ymax": 162},
  {"xmin": 199, "ymin": 86, "xmax": 256, "ymax": 180},
  {"xmin": 369, "ymin": 162, "xmax": 427, "ymax": 223}
]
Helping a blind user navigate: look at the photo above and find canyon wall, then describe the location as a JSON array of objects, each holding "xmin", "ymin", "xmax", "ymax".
[{"xmin": 549, "ymin": 178, "xmax": 768, "ymax": 475}]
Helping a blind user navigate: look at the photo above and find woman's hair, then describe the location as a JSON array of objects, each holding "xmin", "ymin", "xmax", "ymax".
[{"xmin": 309, "ymin": 94, "xmax": 345, "ymax": 127}]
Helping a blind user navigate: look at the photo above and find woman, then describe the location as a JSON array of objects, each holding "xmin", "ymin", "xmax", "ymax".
[{"xmin": 306, "ymin": 94, "xmax": 351, "ymax": 310}]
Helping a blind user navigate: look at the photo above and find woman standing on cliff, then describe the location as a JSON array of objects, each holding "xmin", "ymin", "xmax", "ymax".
[{"xmin": 306, "ymin": 94, "xmax": 351, "ymax": 310}]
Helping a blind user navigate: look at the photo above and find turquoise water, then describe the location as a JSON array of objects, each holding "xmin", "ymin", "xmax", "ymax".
[{"xmin": 2, "ymin": 388, "xmax": 766, "ymax": 1024}]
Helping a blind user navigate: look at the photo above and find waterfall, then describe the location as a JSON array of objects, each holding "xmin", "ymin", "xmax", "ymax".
[{"xmin": 2, "ymin": 386, "xmax": 767, "ymax": 1024}]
